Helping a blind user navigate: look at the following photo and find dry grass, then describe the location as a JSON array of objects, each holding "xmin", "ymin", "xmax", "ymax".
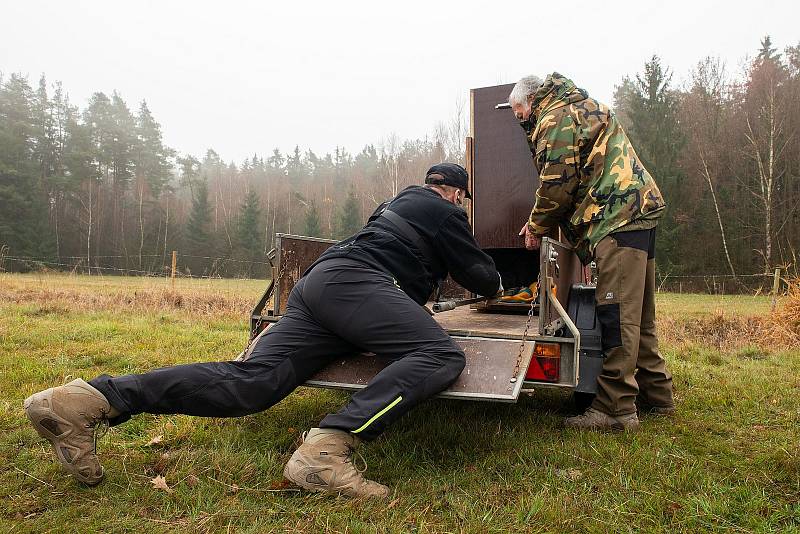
[
  {"xmin": 2, "ymin": 272, "xmax": 799, "ymax": 350},
  {"xmin": 658, "ymin": 311, "xmax": 766, "ymax": 350},
  {"xmin": 771, "ymin": 277, "xmax": 800, "ymax": 346},
  {"xmin": 657, "ymin": 280, "xmax": 800, "ymax": 351},
  {"xmin": 0, "ymin": 273, "xmax": 266, "ymax": 318}
]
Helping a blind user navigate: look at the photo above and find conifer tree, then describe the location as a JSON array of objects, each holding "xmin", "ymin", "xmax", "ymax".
[
  {"xmin": 614, "ymin": 55, "xmax": 685, "ymax": 272},
  {"xmin": 235, "ymin": 189, "xmax": 263, "ymax": 276},
  {"xmin": 0, "ymin": 74, "xmax": 54, "ymax": 261},
  {"xmin": 184, "ymin": 179, "xmax": 213, "ymax": 274},
  {"xmin": 303, "ymin": 200, "xmax": 321, "ymax": 237},
  {"xmin": 757, "ymin": 35, "xmax": 781, "ymax": 63},
  {"xmin": 334, "ymin": 186, "xmax": 362, "ymax": 238},
  {"xmin": 236, "ymin": 191, "xmax": 262, "ymax": 250}
]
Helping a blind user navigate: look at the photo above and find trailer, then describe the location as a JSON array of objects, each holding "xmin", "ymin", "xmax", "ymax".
[{"xmin": 241, "ymin": 83, "xmax": 604, "ymax": 407}]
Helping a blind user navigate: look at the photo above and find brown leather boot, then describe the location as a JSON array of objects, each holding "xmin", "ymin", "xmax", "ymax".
[
  {"xmin": 284, "ymin": 428, "xmax": 390, "ymax": 499},
  {"xmin": 564, "ymin": 407, "xmax": 640, "ymax": 432},
  {"xmin": 24, "ymin": 379, "xmax": 119, "ymax": 485}
]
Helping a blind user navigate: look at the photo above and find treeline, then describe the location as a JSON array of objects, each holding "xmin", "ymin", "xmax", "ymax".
[
  {"xmin": 614, "ymin": 37, "xmax": 800, "ymax": 283},
  {"xmin": 1, "ymin": 36, "xmax": 798, "ymax": 282},
  {"xmin": 0, "ymin": 71, "xmax": 466, "ymax": 277}
]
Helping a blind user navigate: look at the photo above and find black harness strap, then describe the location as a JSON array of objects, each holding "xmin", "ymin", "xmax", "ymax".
[{"xmin": 378, "ymin": 209, "xmax": 437, "ymax": 266}]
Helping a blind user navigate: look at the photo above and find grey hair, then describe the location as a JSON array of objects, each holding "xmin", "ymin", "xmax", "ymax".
[{"xmin": 509, "ymin": 75, "xmax": 544, "ymax": 106}]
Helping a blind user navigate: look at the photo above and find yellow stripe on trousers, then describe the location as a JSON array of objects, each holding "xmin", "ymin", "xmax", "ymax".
[{"xmin": 351, "ymin": 396, "xmax": 403, "ymax": 434}]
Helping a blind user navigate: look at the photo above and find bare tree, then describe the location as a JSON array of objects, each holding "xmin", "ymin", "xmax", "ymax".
[
  {"xmin": 684, "ymin": 57, "xmax": 738, "ymax": 279},
  {"xmin": 741, "ymin": 62, "xmax": 792, "ymax": 272}
]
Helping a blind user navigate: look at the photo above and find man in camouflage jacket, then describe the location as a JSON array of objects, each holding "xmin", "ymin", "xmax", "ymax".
[{"xmin": 510, "ymin": 72, "xmax": 674, "ymax": 431}]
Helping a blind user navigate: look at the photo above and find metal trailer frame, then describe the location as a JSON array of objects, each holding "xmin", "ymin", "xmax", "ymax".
[{"xmin": 246, "ymin": 234, "xmax": 588, "ymax": 403}]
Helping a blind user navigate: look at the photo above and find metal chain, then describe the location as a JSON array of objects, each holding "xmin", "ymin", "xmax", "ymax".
[{"xmin": 509, "ymin": 293, "xmax": 538, "ymax": 387}]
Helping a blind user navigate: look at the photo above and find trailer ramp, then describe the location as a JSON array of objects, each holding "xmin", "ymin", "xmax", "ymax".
[{"xmin": 307, "ymin": 337, "xmax": 534, "ymax": 402}]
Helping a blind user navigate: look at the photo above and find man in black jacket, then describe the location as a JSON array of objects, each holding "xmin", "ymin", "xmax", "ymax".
[{"xmin": 24, "ymin": 163, "xmax": 501, "ymax": 499}]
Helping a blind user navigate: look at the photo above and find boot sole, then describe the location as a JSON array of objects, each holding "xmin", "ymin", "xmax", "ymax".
[
  {"xmin": 639, "ymin": 408, "xmax": 676, "ymax": 416},
  {"xmin": 24, "ymin": 392, "xmax": 104, "ymax": 486},
  {"xmin": 283, "ymin": 461, "xmax": 330, "ymax": 494}
]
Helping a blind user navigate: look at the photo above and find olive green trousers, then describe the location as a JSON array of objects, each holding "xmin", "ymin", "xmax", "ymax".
[{"xmin": 590, "ymin": 229, "xmax": 674, "ymax": 416}]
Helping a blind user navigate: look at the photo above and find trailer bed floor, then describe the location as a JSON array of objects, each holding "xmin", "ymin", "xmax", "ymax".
[{"xmin": 433, "ymin": 306, "xmax": 539, "ymax": 339}]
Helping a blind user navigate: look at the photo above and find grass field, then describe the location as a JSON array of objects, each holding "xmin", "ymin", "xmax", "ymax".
[{"xmin": 1, "ymin": 273, "xmax": 798, "ymax": 533}]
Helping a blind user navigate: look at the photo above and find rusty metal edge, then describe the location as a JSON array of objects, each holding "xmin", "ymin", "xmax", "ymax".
[{"xmin": 273, "ymin": 233, "xmax": 338, "ymax": 316}]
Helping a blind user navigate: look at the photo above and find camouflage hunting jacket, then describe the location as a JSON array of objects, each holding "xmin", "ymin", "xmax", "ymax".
[{"xmin": 521, "ymin": 73, "xmax": 666, "ymax": 262}]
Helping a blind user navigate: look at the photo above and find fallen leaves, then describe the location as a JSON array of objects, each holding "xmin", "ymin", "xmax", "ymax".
[
  {"xmin": 667, "ymin": 502, "xmax": 683, "ymax": 514},
  {"xmin": 269, "ymin": 479, "xmax": 291, "ymax": 490},
  {"xmin": 151, "ymin": 475, "xmax": 172, "ymax": 493}
]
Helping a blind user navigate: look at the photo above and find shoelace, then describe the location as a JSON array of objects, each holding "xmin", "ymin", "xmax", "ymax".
[
  {"xmin": 89, "ymin": 414, "xmax": 111, "ymax": 453},
  {"xmin": 344, "ymin": 444, "xmax": 368, "ymax": 474},
  {"xmin": 302, "ymin": 432, "xmax": 369, "ymax": 474}
]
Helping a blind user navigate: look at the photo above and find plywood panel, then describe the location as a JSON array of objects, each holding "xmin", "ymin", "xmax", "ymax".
[{"xmin": 471, "ymin": 84, "xmax": 539, "ymax": 248}]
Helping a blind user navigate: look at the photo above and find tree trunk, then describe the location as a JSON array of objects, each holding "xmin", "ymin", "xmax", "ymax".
[
  {"xmin": 138, "ymin": 179, "xmax": 145, "ymax": 270},
  {"xmin": 54, "ymin": 193, "xmax": 60, "ymax": 262},
  {"xmin": 745, "ymin": 99, "xmax": 782, "ymax": 274},
  {"xmin": 86, "ymin": 179, "xmax": 92, "ymax": 272},
  {"xmin": 162, "ymin": 196, "xmax": 170, "ymax": 269},
  {"xmin": 120, "ymin": 197, "xmax": 129, "ymax": 270},
  {"xmin": 700, "ymin": 153, "xmax": 737, "ymax": 279}
]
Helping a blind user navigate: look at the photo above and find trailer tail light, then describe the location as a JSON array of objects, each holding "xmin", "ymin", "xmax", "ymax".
[{"xmin": 525, "ymin": 342, "xmax": 561, "ymax": 382}]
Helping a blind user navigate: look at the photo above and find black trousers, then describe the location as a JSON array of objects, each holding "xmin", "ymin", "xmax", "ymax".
[{"xmin": 91, "ymin": 258, "xmax": 465, "ymax": 441}]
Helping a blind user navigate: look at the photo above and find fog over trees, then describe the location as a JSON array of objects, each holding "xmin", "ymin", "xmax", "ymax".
[{"xmin": 1, "ymin": 37, "xmax": 799, "ymax": 283}]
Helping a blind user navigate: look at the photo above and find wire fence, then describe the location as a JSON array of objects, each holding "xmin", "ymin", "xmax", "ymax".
[
  {"xmin": 0, "ymin": 250, "xmax": 794, "ymax": 296},
  {"xmin": 0, "ymin": 252, "xmax": 272, "ymax": 281},
  {"xmin": 655, "ymin": 271, "xmax": 792, "ymax": 295}
]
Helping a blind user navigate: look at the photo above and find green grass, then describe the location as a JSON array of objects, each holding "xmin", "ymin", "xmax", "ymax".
[
  {"xmin": 1, "ymin": 275, "xmax": 798, "ymax": 533},
  {"xmin": 654, "ymin": 292, "xmax": 774, "ymax": 319}
]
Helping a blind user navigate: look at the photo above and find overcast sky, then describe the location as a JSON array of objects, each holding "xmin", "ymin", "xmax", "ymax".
[{"xmin": 2, "ymin": 0, "xmax": 798, "ymax": 162}]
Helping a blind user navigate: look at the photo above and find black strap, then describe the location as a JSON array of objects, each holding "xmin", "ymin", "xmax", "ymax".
[{"xmin": 379, "ymin": 209, "xmax": 437, "ymax": 267}]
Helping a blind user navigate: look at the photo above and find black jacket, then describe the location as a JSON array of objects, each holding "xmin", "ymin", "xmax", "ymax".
[{"xmin": 311, "ymin": 185, "xmax": 500, "ymax": 304}]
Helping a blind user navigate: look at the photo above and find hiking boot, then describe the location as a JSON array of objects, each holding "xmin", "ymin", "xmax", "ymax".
[
  {"xmin": 564, "ymin": 407, "xmax": 639, "ymax": 432},
  {"xmin": 24, "ymin": 379, "xmax": 119, "ymax": 485},
  {"xmin": 637, "ymin": 402, "xmax": 676, "ymax": 416},
  {"xmin": 284, "ymin": 428, "xmax": 390, "ymax": 499}
]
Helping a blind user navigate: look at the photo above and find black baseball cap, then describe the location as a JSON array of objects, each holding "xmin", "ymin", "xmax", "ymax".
[{"xmin": 425, "ymin": 163, "xmax": 472, "ymax": 199}]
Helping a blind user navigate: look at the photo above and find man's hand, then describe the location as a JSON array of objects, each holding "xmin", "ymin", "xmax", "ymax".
[{"xmin": 519, "ymin": 223, "xmax": 541, "ymax": 251}]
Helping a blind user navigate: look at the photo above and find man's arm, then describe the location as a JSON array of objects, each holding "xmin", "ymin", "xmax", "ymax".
[
  {"xmin": 527, "ymin": 113, "xmax": 581, "ymax": 235},
  {"xmin": 435, "ymin": 211, "xmax": 501, "ymax": 296}
]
